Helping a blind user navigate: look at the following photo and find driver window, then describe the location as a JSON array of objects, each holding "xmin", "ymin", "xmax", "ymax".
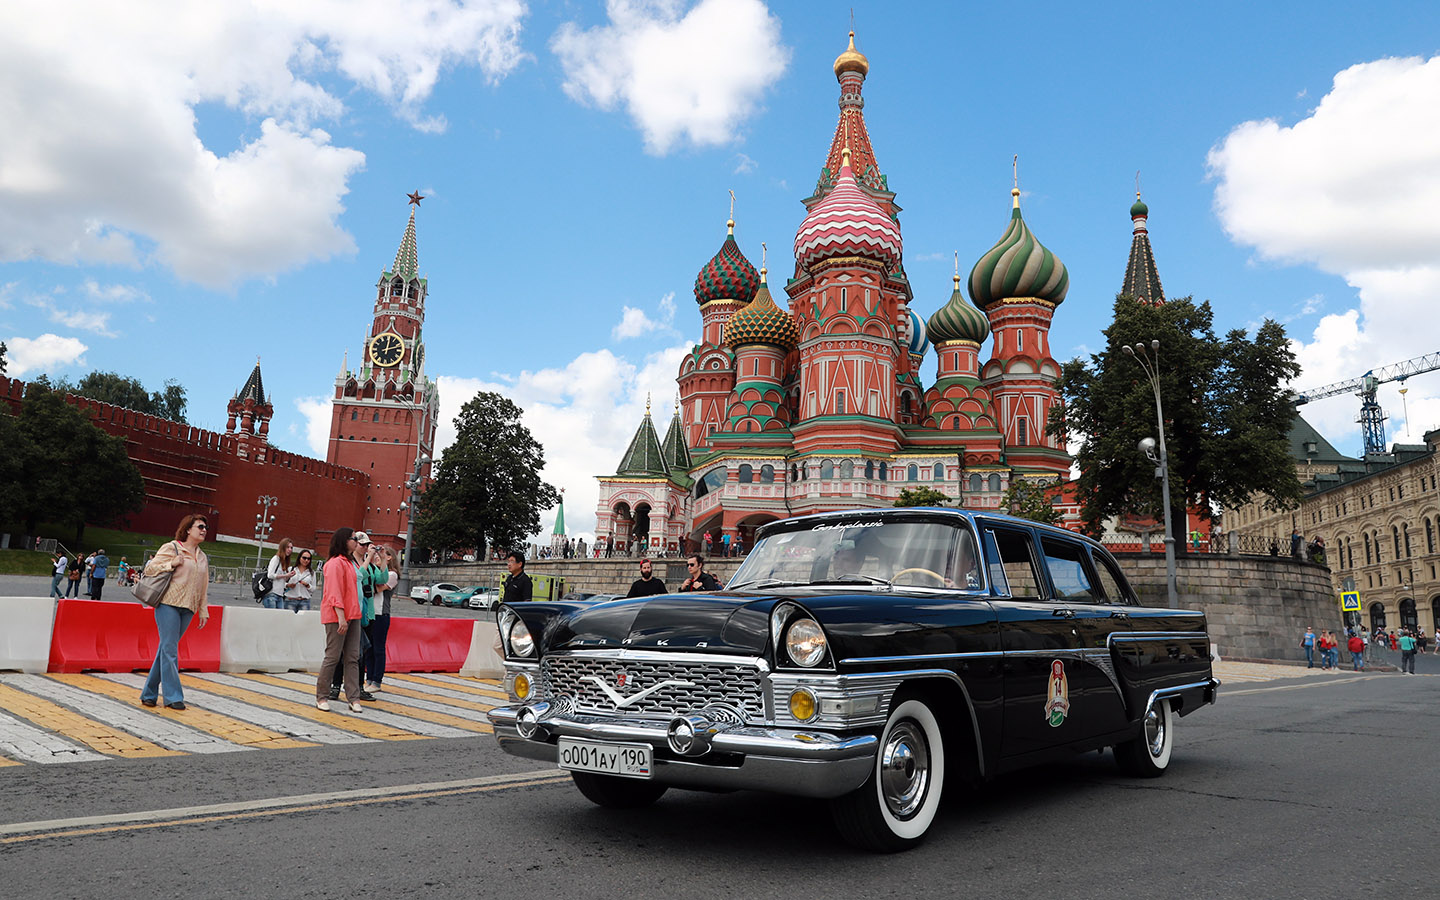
[{"xmin": 988, "ymin": 528, "xmax": 1041, "ymax": 599}]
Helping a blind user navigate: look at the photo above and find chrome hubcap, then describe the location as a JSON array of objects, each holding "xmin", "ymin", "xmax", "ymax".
[
  {"xmin": 879, "ymin": 720, "xmax": 930, "ymax": 819},
  {"xmin": 1144, "ymin": 707, "xmax": 1167, "ymax": 758}
]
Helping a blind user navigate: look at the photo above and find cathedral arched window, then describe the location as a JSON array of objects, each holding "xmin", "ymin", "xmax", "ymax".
[
  {"xmin": 351, "ymin": 410, "xmax": 357, "ymax": 420},
  {"xmin": 907, "ymin": 464, "xmax": 918, "ymax": 482},
  {"xmin": 878, "ymin": 462, "xmax": 888, "ymax": 481},
  {"xmin": 738, "ymin": 464, "xmax": 753, "ymax": 484},
  {"xmin": 934, "ymin": 463, "xmax": 945, "ymax": 481},
  {"xmin": 841, "ymin": 460, "xmax": 854, "ymax": 479},
  {"xmin": 865, "ymin": 461, "xmax": 874, "ymax": 480},
  {"xmin": 988, "ymin": 474, "xmax": 1002, "ymax": 492},
  {"xmin": 791, "ymin": 464, "xmax": 799, "ymax": 482},
  {"xmin": 760, "ymin": 464, "xmax": 775, "ymax": 484},
  {"xmin": 901, "ymin": 394, "xmax": 912, "ymax": 417},
  {"xmin": 970, "ymin": 474, "xmax": 982, "ymax": 492},
  {"xmin": 952, "ymin": 416, "xmax": 962, "ymax": 430},
  {"xmin": 821, "ymin": 460, "xmax": 834, "ymax": 479}
]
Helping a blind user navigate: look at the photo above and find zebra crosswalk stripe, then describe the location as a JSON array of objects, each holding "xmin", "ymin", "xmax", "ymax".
[
  {"xmin": 0, "ymin": 682, "xmax": 178, "ymax": 759},
  {"xmin": 267, "ymin": 673, "xmax": 493, "ymax": 731},
  {"xmin": 200, "ymin": 674, "xmax": 473, "ymax": 739},
  {"xmin": 0, "ymin": 708, "xmax": 108, "ymax": 764}
]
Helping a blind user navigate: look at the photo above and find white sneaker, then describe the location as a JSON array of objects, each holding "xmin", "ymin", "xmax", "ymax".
[{"xmin": 365, "ymin": 682, "xmax": 381, "ymax": 693}]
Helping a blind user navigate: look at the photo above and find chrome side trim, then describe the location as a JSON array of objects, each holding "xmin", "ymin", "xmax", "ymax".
[
  {"xmin": 1108, "ymin": 631, "xmax": 1209, "ymax": 649},
  {"xmin": 838, "ymin": 650, "xmax": 1003, "ymax": 666},
  {"xmin": 544, "ymin": 648, "xmax": 770, "ymax": 671}
]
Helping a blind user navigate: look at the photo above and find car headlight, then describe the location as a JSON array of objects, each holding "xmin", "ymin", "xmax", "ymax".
[
  {"xmin": 784, "ymin": 618, "xmax": 827, "ymax": 667},
  {"xmin": 508, "ymin": 619, "xmax": 535, "ymax": 658}
]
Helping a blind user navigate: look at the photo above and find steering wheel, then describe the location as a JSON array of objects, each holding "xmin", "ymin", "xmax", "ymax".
[{"xmin": 893, "ymin": 567, "xmax": 946, "ymax": 586}]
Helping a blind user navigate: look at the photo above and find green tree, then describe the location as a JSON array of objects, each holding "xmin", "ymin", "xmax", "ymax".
[
  {"xmin": 1050, "ymin": 296, "xmax": 1302, "ymax": 547},
  {"xmin": 0, "ymin": 340, "xmax": 8, "ymax": 374},
  {"xmin": 1001, "ymin": 479, "xmax": 1061, "ymax": 525},
  {"xmin": 59, "ymin": 370, "xmax": 189, "ymax": 423},
  {"xmin": 414, "ymin": 392, "xmax": 560, "ymax": 557},
  {"xmin": 894, "ymin": 486, "xmax": 951, "ymax": 507},
  {"xmin": 14, "ymin": 384, "xmax": 147, "ymax": 544}
]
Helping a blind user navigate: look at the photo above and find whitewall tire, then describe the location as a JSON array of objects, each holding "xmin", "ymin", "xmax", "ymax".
[{"xmin": 830, "ymin": 697, "xmax": 946, "ymax": 852}]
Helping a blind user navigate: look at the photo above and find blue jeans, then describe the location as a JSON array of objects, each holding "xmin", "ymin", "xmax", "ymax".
[
  {"xmin": 1351, "ymin": 650, "xmax": 1364, "ymax": 670},
  {"xmin": 1304, "ymin": 645, "xmax": 1314, "ymax": 667},
  {"xmin": 140, "ymin": 604, "xmax": 195, "ymax": 706},
  {"xmin": 50, "ymin": 572, "xmax": 65, "ymax": 598},
  {"xmin": 365, "ymin": 614, "xmax": 390, "ymax": 685},
  {"xmin": 64, "ymin": 577, "xmax": 81, "ymax": 597},
  {"xmin": 262, "ymin": 592, "xmax": 286, "ymax": 609},
  {"xmin": 284, "ymin": 595, "xmax": 311, "ymax": 612}
]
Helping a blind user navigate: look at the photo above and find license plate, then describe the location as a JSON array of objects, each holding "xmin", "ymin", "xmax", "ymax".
[{"xmin": 557, "ymin": 738, "xmax": 653, "ymax": 779}]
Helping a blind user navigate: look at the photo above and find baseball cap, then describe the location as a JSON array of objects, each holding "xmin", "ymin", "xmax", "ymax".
[{"xmin": 354, "ymin": 531, "xmax": 372, "ymax": 545}]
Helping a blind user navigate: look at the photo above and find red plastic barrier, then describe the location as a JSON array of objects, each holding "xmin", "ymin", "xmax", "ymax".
[
  {"xmin": 384, "ymin": 617, "xmax": 473, "ymax": 673},
  {"xmin": 47, "ymin": 599, "xmax": 225, "ymax": 674}
]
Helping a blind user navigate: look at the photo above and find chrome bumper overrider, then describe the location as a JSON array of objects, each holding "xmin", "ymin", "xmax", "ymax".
[{"xmin": 487, "ymin": 705, "xmax": 878, "ymax": 799}]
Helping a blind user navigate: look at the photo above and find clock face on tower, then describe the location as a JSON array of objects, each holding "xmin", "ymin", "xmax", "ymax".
[{"xmin": 369, "ymin": 331, "xmax": 404, "ymax": 367}]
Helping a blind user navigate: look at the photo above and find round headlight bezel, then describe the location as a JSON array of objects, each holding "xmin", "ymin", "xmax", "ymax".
[
  {"xmin": 507, "ymin": 618, "xmax": 535, "ymax": 658},
  {"xmin": 784, "ymin": 617, "xmax": 828, "ymax": 668}
]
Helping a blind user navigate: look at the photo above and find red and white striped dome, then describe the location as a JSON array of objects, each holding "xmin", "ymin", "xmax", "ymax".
[{"xmin": 794, "ymin": 150, "xmax": 901, "ymax": 271}]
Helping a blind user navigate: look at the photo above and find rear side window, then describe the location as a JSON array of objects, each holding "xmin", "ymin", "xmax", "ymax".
[
  {"xmin": 1090, "ymin": 549, "xmax": 1136, "ymax": 605},
  {"xmin": 987, "ymin": 528, "xmax": 1042, "ymax": 599},
  {"xmin": 1041, "ymin": 539, "xmax": 1101, "ymax": 601}
]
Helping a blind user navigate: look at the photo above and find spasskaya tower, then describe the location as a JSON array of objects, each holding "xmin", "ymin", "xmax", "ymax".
[{"xmin": 327, "ymin": 192, "xmax": 440, "ymax": 545}]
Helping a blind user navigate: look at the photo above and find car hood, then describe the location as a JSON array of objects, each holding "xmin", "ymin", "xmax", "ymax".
[{"xmin": 545, "ymin": 593, "xmax": 774, "ymax": 654}]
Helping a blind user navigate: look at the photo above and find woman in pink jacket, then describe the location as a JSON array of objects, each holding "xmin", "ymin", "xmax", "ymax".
[{"xmin": 315, "ymin": 527, "xmax": 363, "ymax": 713}]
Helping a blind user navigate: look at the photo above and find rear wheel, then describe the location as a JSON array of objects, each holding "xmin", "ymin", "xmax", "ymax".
[
  {"xmin": 830, "ymin": 697, "xmax": 946, "ymax": 853},
  {"xmin": 1115, "ymin": 698, "xmax": 1174, "ymax": 777},
  {"xmin": 570, "ymin": 772, "xmax": 668, "ymax": 809}
]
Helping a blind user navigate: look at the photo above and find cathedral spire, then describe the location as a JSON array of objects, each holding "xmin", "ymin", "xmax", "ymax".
[
  {"xmin": 811, "ymin": 29, "xmax": 886, "ymax": 205},
  {"xmin": 615, "ymin": 402, "xmax": 667, "ymax": 477},
  {"xmin": 390, "ymin": 195, "xmax": 421, "ymax": 281},
  {"xmin": 1121, "ymin": 185, "xmax": 1165, "ymax": 306}
]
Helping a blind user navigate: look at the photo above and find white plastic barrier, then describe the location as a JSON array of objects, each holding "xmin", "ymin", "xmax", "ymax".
[
  {"xmin": 460, "ymin": 620, "xmax": 504, "ymax": 678},
  {"xmin": 0, "ymin": 597, "xmax": 57, "ymax": 673},
  {"xmin": 220, "ymin": 606, "xmax": 326, "ymax": 673}
]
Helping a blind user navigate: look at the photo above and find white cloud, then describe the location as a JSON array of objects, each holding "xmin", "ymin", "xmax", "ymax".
[
  {"xmin": 0, "ymin": 0, "xmax": 528, "ymax": 288},
  {"xmin": 551, "ymin": 0, "xmax": 790, "ymax": 154},
  {"xmin": 434, "ymin": 342, "xmax": 690, "ymax": 540},
  {"xmin": 295, "ymin": 395, "xmax": 335, "ymax": 457},
  {"xmin": 611, "ymin": 290, "xmax": 677, "ymax": 339},
  {"xmin": 47, "ymin": 308, "xmax": 115, "ymax": 337},
  {"xmin": 1208, "ymin": 55, "xmax": 1440, "ymax": 447},
  {"xmin": 3, "ymin": 333, "xmax": 88, "ymax": 376},
  {"xmin": 81, "ymin": 280, "xmax": 150, "ymax": 304},
  {"xmin": 732, "ymin": 152, "xmax": 757, "ymax": 174}
]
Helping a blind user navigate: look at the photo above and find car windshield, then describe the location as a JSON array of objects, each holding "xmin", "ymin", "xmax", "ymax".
[{"xmin": 729, "ymin": 519, "xmax": 980, "ymax": 591}]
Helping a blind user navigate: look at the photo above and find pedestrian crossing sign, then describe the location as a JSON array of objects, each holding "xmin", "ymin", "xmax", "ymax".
[{"xmin": 1339, "ymin": 591, "xmax": 1361, "ymax": 613}]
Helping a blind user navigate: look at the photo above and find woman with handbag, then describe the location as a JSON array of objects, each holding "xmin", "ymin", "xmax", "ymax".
[
  {"xmin": 284, "ymin": 549, "xmax": 315, "ymax": 612},
  {"xmin": 364, "ymin": 546, "xmax": 398, "ymax": 694},
  {"xmin": 65, "ymin": 554, "xmax": 83, "ymax": 597},
  {"xmin": 138, "ymin": 514, "xmax": 210, "ymax": 710},
  {"xmin": 316, "ymin": 528, "xmax": 364, "ymax": 713}
]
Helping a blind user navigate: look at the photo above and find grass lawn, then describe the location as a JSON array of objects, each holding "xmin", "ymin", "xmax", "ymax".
[{"xmin": 7, "ymin": 523, "xmax": 270, "ymax": 573}]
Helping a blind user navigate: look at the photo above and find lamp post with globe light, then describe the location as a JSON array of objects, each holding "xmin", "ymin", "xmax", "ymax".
[{"xmin": 1122, "ymin": 340, "xmax": 1178, "ymax": 607}]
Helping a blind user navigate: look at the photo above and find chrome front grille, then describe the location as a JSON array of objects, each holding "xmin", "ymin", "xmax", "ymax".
[{"xmin": 540, "ymin": 653, "xmax": 765, "ymax": 720}]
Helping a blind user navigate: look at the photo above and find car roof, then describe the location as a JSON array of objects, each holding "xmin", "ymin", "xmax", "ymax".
[{"xmin": 755, "ymin": 507, "xmax": 1105, "ymax": 550}]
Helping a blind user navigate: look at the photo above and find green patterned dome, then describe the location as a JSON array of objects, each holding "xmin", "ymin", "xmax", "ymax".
[
  {"xmin": 694, "ymin": 222, "xmax": 760, "ymax": 305},
  {"xmin": 724, "ymin": 274, "xmax": 797, "ymax": 350},
  {"xmin": 928, "ymin": 274, "xmax": 991, "ymax": 344},
  {"xmin": 968, "ymin": 189, "xmax": 1069, "ymax": 308}
]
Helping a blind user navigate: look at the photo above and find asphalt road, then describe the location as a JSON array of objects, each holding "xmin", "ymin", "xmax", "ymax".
[{"xmin": 3, "ymin": 669, "xmax": 1437, "ymax": 899}]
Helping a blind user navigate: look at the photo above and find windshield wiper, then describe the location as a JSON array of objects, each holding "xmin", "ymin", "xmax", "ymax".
[
  {"xmin": 729, "ymin": 578, "xmax": 803, "ymax": 590},
  {"xmin": 813, "ymin": 574, "xmax": 894, "ymax": 588}
]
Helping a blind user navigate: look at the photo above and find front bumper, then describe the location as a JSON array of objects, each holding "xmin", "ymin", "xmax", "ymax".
[{"xmin": 487, "ymin": 704, "xmax": 877, "ymax": 799}]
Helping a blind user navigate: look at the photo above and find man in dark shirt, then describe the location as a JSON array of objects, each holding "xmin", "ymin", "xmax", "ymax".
[
  {"xmin": 504, "ymin": 550, "xmax": 532, "ymax": 603},
  {"xmin": 626, "ymin": 558, "xmax": 667, "ymax": 598},
  {"xmin": 678, "ymin": 555, "xmax": 721, "ymax": 592}
]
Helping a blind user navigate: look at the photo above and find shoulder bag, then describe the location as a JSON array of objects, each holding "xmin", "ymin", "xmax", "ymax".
[{"xmin": 133, "ymin": 542, "xmax": 180, "ymax": 607}]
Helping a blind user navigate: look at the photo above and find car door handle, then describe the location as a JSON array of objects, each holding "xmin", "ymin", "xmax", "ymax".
[
  {"xmin": 1051, "ymin": 608, "xmax": 1076, "ymax": 619},
  {"xmin": 1109, "ymin": 610, "xmax": 1130, "ymax": 619}
]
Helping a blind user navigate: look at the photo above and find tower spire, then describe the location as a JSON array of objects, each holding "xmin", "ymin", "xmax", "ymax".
[
  {"xmin": 1121, "ymin": 186, "xmax": 1165, "ymax": 305},
  {"xmin": 390, "ymin": 195, "xmax": 421, "ymax": 280},
  {"xmin": 813, "ymin": 28, "xmax": 883, "ymax": 205}
]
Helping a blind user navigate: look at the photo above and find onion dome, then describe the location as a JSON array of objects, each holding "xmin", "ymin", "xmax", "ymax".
[
  {"xmin": 928, "ymin": 273, "xmax": 991, "ymax": 344},
  {"xmin": 725, "ymin": 268, "xmax": 798, "ymax": 350},
  {"xmin": 906, "ymin": 307, "xmax": 929, "ymax": 356},
  {"xmin": 1130, "ymin": 195, "xmax": 1149, "ymax": 219},
  {"xmin": 694, "ymin": 219, "xmax": 760, "ymax": 305},
  {"xmin": 968, "ymin": 189, "xmax": 1069, "ymax": 308},
  {"xmin": 833, "ymin": 30, "xmax": 869, "ymax": 78},
  {"xmin": 794, "ymin": 148, "xmax": 902, "ymax": 271}
]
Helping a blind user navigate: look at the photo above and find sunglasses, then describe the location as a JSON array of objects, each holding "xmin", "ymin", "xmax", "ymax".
[{"xmin": 195, "ymin": 523, "xmax": 208, "ymax": 530}]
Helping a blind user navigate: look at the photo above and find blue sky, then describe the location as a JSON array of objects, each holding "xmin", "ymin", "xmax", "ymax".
[{"xmin": 4, "ymin": 1, "xmax": 1440, "ymax": 539}]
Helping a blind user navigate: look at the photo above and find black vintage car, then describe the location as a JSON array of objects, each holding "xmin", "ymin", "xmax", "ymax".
[{"xmin": 488, "ymin": 509, "xmax": 1218, "ymax": 852}]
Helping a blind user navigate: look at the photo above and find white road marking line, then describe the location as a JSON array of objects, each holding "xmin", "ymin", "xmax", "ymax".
[
  {"xmin": 0, "ymin": 709, "xmax": 109, "ymax": 764},
  {"xmin": 1223, "ymin": 675, "xmax": 1374, "ymax": 696},
  {"xmin": 0, "ymin": 674, "xmax": 245, "ymax": 755},
  {"xmin": 195, "ymin": 674, "xmax": 472, "ymax": 738},
  {"xmin": 0, "ymin": 770, "xmax": 570, "ymax": 836},
  {"xmin": 100, "ymin": 674, "xmax": 372, "ymax": 745}
]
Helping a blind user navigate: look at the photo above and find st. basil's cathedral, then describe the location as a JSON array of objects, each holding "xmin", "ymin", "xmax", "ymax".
[{"xmin": 596, "ymin": 33, "xmax": 1165, "ymax": 554}]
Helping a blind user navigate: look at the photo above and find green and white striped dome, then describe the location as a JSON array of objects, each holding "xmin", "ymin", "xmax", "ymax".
[{"xmin": 968, "ymin": 189, "xmax": 1068, "ymax": 308}]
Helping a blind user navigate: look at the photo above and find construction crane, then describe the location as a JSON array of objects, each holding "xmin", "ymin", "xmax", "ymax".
[{"xmin": 1294, "ymin": 351, "xmax": 1440, "ymax": 456}]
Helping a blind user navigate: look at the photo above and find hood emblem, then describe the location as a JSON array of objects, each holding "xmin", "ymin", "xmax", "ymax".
[{"xmin": 584, "ymin": 675, "xmax": 696, "ymax": 709}]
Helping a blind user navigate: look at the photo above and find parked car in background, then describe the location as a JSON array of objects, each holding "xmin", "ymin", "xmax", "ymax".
[
  {"xmin": 489, "ymin": 507, "xmax": 1218, "ymax": 852},
  {"xmin": 438, "ymin": 586, "xmax": 500, "ymax": 610},
  {"xmin": 412, "ymin": 582, "xmax": 461, "ymax": 605},
  {"xmin": 468, "ymin": 588, "xmax": 501, "ymax": 610}
]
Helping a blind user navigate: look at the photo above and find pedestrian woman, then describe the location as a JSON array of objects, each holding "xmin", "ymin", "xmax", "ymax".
[
  {"xmin": 316, "ymin": 528, "xmax": 363, "ymax": 713},
  {"xmin": 50, "ymin": 553, "xmax": 68, "ymax": 599},
  {"xmin": 284, "ymin": 548, "xmax": 315, "ymax": 612},
  {"xmin": 65, "ymin": 554, "xmax": 83, "ymax": 597},
  {"xmin": 365, "ymin": 546, "xmax": 398, "ymax": 694},
  {"xmin": 138, "ymin": 514, "xmax": 210, "ymax": 710},
  {"xmin": 263, "ymin": 538, "xmax": 295, "ymax": 609}
]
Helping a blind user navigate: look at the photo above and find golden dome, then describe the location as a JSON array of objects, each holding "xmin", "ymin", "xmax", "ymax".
[{"xmin": 833, "ymin": 30, "xmax": 869, "ymax": 78}]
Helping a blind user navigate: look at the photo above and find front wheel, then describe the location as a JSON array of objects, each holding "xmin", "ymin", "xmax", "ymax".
[
  {"xmin": 570, "ymin": 772, "xmax": 668, "ymax": 809},
  {"xmin": 1115, "ymin": 698, "xmax": 1174, "ymax": 777},
  {"xmin": 830, "ymin": 697, "xmax": 946, "ymax": 852}
]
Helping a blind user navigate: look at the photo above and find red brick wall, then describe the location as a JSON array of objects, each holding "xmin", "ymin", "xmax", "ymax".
[{"xmin": 0, "ymin": 375, "xmax": 369, "ymax": 548}]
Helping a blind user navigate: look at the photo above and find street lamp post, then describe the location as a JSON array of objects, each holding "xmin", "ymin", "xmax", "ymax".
[
  {"xmin": 1122, "ymin": 340, "xmax": 1178, "ymax": 607},
  {"xmin": 254, "ymin": 495, "xmax": 278, "ymax": 572},
  {"xmin": 395, "ymin": 454, "xmax": 430, "ymax": 600}
]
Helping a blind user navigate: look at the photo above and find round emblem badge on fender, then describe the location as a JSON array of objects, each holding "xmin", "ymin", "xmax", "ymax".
[{"xmin": 1045, "ymin": 659, "xmax": 1070, "ymax": 727}]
